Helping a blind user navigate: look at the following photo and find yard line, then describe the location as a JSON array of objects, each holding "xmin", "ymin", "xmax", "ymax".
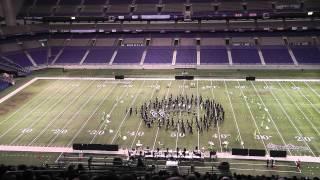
[
  {"xmin": 304, "ymin": 81, "xmax": 320, "ymax": 98},
  {"xmin": 0, "ymin": 81, "xmax": 66, "ymax": 140},
  {"xmin": 175, "ymin": 80, "xmax": 186, "ymax": 150},
  {"xmin": 10, "ymin": 84, "xmax": 76, "ymax": 145},
  {"xmin": 66, "ymin": 83, "xmax": 117, "ymax": 147},
  {"xmin": 28, "ymin": 81, "xmax": 94, "ymax": 146},
  {"xmin": 210, "ymin": 80, "xmax": 222, "ymax": 152},
  {"xmin": 89, "ymin": 84, "xmax": 129, "ymax": 144},
  {"xmin": 223, "ymin": 80, "xmax": 244, "ymax": 149},
  {"xmin": 111, "ymin": 81, "xmax": 146, "ymax": 144},
  {"xmin": 152, "ymin": 81, "xmax": 172, "ymax": 151},
  {"xmin": 196, "ymin": 80, "xmax": 200, "ymax": 150},
  {"xmin": 251, "ymin": 82, "xmax": 294, "ymax": 156},
  {"xmin": 130, "ymin": 81, "xmax": 158, "ymax": 149},
  {"xmin": 0, "ymin": 80, "xmax": 58, "ymax": 126},
  {"xmin": 291, "ymin": 82, "xmax": 320, "ymax": 114},
  {"xmin": 265, "ymin": 81, "xmax": 317, "ymax": 157},
  {"xmin": 237, "ymin": 81, "xmax": 268, "ymax": 154},
  {"xmin": 47, "ymin": 81, "xmax": 99, "ymax": 147},
  {"xmin": 280, "ymin": 82, "xmax": 320, "ymax": 136}
]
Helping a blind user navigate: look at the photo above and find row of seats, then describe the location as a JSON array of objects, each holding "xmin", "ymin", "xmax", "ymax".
[
  {"xmin": 2, "ymin": 45, "xmax": 319, "ymax": 67},
  {"xmin": 19, "ymin": 0, "xmax": 320, "ymax": 17}
]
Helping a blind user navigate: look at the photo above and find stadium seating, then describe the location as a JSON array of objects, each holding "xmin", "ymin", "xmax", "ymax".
[
  {"xmin": 27, "ymin": 48, "xmax": 48, "ymax": 65},
  {"xmin": 55, "ymin": 47, "xmax": 87, "ymax": 64},
  {"xmin": 144, "ymin": 46, "xmax": 174, "ymax": 64},
  {"xmin": 200, "ymin": 46, "xmax": 229, "ymax": 64},
  {"xmin": 3, "ymin": 52, "xmax": 33, "ymax": 67},
  {"xmin": 290, "ymin": 46, "xmax": 320, "ymax": 64},
  {"xmin": 176, "ymin": 46, "xmax": 197, "ymax": 64},
  {"xmin": 113, "ymin": 46, "xmax": 145, "ymax": 64},
  {"xmin": 231, "ymin": 46, "xmax": 261, "ymax": 64},
  {"xmin": 260, "ymin": 46, "xmax": 293, "ymax": 64},
  {"xmin": 83, "ymin": 47, "xmax": 115, "ymax": 64}
]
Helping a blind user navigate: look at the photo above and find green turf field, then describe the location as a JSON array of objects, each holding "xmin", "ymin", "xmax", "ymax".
[{"xmin": 0, "ymin": 77, "xmax": 319, "ymax": 176}]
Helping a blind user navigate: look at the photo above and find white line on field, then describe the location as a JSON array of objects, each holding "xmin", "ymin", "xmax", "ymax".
[
  {"xmin": 237, "ymin": 81, "xmax": 268, "ymax": 154},
  {"xmin": 47, "ymin": 81, "xmax": 98, "ymax": 147},
  {"xmin": 223, "ymin": 80, "xmax": 244, "ymax": 148},
  {"xmin": 265, "ymin": 81, "xmax": 317, "ymax": 157},
  {"xmin": 66, "ymin": 83, "xmax": 117, "ymax": 147},
  {"xmin": 130, "ymin": 81, "xmax": 158, "ymax": 149},
  {"xmin": 250, "ymin": 82, "xmax": 294, "ymax": 156},
  {"xmin": 28, "ymin": 81, "xmax": 93, "ymax": 146},
  {"xmin": 0, "ymin": 81, "xmax": 65, "ymax": 140},
  {"xmin": 0, "ymin": 78, "xmax": 37, "ymax": 104},
  {"xmin": 152, "ymin": 80, "xmax": 172, "ymax": 151},
  {"xmin": 34, "ymin": 76, "xmax": 320, "ymax": 82},
  {"xmin": 281, "ymin": 82, "xmax": 320, "ymax": 136},
  {"xmin": 304, "ymin": 81, "xmax": 320, "ymax": 98},
  {"xmin": 229, "ymin": 168, "xmax": 301, "ymax": 174},
  {"xmin": 175, "ymin": 80, "xmax": 186, "ymax": 150},
  {"xmin": 0, "ymin": 80, "xmax": 58, "ymax": 127},
  {"xmin": 291, "ymin": 82, "xmax": 320, "ymax": 115},
  {"xmin": 111, "ymin": 81, "xmax": 146, "ymax": 144},
  {"xmin": 210, "ymin": 80, "xmax": 222, "ymax": 153},
  {"xmin": 10, "ymin": 84, "xmax": 76, "ymax": 145},
  {"xmin": 89, "ymin": 84, "xmax": 129, "ymax": 144}
]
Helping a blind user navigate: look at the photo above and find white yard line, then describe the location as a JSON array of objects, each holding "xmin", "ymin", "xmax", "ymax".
[
  {"xmin": 34, "ymin": 77, "xmax": 320, "ymax": 82},
  {"xmin": 47, "ymin": 81, "xmax": 98, "ymax": 147},
  {"xmin": 237, "ymin": 81, "xmax": 268, "ymax": 154},
  {"xmin": 223, "ymin": 80, "xmax": 244, "ymax": 149},
  {"xmin": 229, "ymin": 168, "xmax": 301, "ymax": 174},
  {"xmin": 0, "ymin": 81, "xmax": 66, "ymax": 140},
  {"xmin": 0, "ymin": 78, "xmax": 38, "ymax": 104},
  {"xmin": 89, "ymin": 85, "xmax": 129, "ymax": 144},
  {"xmin": 304, "ymin": 81, "xmax": 320, "ymax": 98},
  {"xmin": 130, "ymin": 81, "xmax": 158, "ymax": 149},
  {"xmin": 152, "ymin": 81, "xmax": 172, "ymax": 151},
  {"xmin": 175, "ymin": 80, "xmax": 186, "ymax": 150},
  {"xmin": 210, "ymin": 80, "xmax": 222, "ymax": 153},
  {"xmin": 0, "ymin": 80, "xmax": 58, "ymax": 126},
  {"xmin": 291, "ymin": 82, "xmax": 320, "ymax": 114},
  {"xmin": 10, "ymin": 84, "xmax": 76, "ymax": 145},
  {"xmin": 265, "ymin": 81, "xmax": 317, "ymax": 158},
  {"xmin": 28, "ymin": 81, "xmax": 94, "ymax": 146},
  {"xmin": 280, "ymin": 82, "xmax": 320, "ymax": 136},
  {"xmin": 251, "ymin": 82, "xmax": 294, "ymax": 156},
  {"xmin": 66, "ymin": 83, "xmax": 117, "ymax": 147},
  {"xmin": 111, "ymin": 81, "xmax": 146, "ymax": 144},
  {"xmin": 196, "ymin": 80, "xmax": 200, "ymax": 149}
]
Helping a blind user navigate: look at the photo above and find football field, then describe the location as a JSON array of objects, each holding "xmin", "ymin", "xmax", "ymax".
[{"xmin": 0, "ymin": 77, "xmax": 319, "ymax": 162}]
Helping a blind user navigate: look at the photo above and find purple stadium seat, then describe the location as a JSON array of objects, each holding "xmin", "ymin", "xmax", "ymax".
[
  {"xmin": 55, "ymin": 47, "xmax": 87, "ymax": 64},
  {"xmin": 260, "ymin": 46, "xmax": 293, "ymax": 64},
  {"xmin": 59, "ymin": 0, "xmax": 82, "ymax": 5},
  {"xmin": 83, "ymin": 0, "xmax": 107, "ymax": 5},
  {"xmin": 135, "ymin": 0, "xmax": 159, "ymax": 4},
  {"xmin": 144, "ymin": 46, "xmax": 173, "ymax": 64},
  {"xmin": 28, "ymin": 48, "xmax": 48, "ymax": 65},
  {"xmin": 83, "ymin": 47, "xmax": 115, "ymax": 64},
  {"xmin": 231, "ymin": 46, "xmax": 261, "ymax": 64},
  {"xmin": 162, "ymin": 0, "xmax": 186, "ymax": 3},
  {"xmin": 109, "ymin": 0, "xmax": 133, "ymax": 4},
  {"xmin": 0, "ymin": 80, "xmax": 10, "ymax": 91},
  {"xmin": 113, "ymin": 46, "xmax": 144, "ymax": 64},
  {"xmin": 291, "ymin": 46, "xmax": 320, "ymax": 64},
  {"xmin": 176, "ymin": 46, "xmax": 197, "ymax": 64},
  {"xmin": 36, "ymin": 0, "xmax": 57, "ymax": 5},
  {"xmin": 4, "ymin": 52, "xmax": 33, "ymax": 67},
  {"xmin": 200, "ymin": 46, "xmax": 229, "ymax": 64}
]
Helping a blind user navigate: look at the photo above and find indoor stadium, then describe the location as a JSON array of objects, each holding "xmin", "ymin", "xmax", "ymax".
[{"xmin": 0, "ymin": 0, "xmax": 320, "ymax": 179}]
